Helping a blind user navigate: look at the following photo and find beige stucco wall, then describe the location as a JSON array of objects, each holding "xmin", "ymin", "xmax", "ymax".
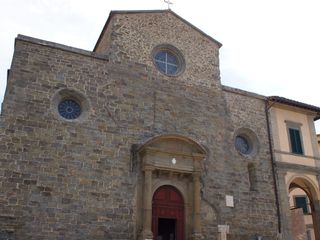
[
  {"xmin": 270, "ymin": 103, "xmax": 320, "ymax": 240},
  {"xmin": 270, "ymin": 105, "xmax": 320, "ymax": 166}
]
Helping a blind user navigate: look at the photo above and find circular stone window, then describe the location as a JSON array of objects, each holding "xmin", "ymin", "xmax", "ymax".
[
  {"xmin": 52, "ymin": 88, "xmax": 90, "ymax": 121},
  {"xmin": 235, "ymin": 135, "xmax": 251, "ymax": 155},
  {"xmin": 58, "ymin": 99, "xmax": 81, "ymax": 120},
  {"xmin": 152, "ymin": 45, "xmax": 185, "ymax": 76},
  {"xmin": 234, "ymin": 128, "xmax": 259, "ymax": 157}
]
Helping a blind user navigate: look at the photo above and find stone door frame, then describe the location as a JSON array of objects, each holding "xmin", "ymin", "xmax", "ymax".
[{"xmin": 137, "ymin": 134, "xmax": 206, "ymax": 240}]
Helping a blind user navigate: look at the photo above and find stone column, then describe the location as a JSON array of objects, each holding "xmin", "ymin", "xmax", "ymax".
[
  {"xmin": 142, "ymin": 166, "xmax": 154, "ymax": 240},
  {"xmin": 276, "ymin": 170, "xmax": 294, "ymax": 240},
  {"xmin": 312, "ymin": 200, "xmax": 320, "ymax": 240},
  {"xmin": 315, "ymin": 175, "xmax": 320, "ymax": 240},
  {"xmin": 192, "ymin": 171, "xmax": 202, "ymax": 240}
]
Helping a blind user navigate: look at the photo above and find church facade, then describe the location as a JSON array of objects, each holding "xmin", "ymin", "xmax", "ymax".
[{"xmin": 0, "ymin": 10, "xmax": 319, "ymax": 240}]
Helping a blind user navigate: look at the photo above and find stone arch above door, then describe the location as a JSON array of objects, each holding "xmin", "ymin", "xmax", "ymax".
[
  {"xmin": 138, "ymin": 134, "xmax": 207, "ymax": 154},
  {"xmin": 137, "ymin": 134, "xmax": 207, "ymax": 174}
]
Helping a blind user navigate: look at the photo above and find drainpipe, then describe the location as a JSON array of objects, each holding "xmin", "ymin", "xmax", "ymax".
[{"xmin": 265, "ymin": 99, "xmax": 281, "ymax": 234}]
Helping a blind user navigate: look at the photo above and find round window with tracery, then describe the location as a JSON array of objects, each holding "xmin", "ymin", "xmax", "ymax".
[
  {"xmin": 234, "ymin": 128, "xmax": 259, "ymax": 157},
  {"xmin": 235, "ymin": 135, "xmax": 251, "ymax": 155},
  {"xmin": 58, "ymin": 99, "xmax": 81, "ymax": 120},
  {"xmin": 152, "ymin": 45, "xmax": 185, "ymax": 76},
  {"xmin": 154, "ymin": 51, "xmax": 179, "ymax": 75},
  {"xmin": 52, "ymin": 88, "xmax": 90, "ymax": 122}
]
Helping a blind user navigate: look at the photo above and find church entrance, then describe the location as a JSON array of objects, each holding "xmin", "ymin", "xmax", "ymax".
[
  {"xmin": 152, "ymin": 185, "xmax": 184, "ymax": 240},
  {"xmin": 158, "ymin": 218, "xmax": 176, "ymax": 240},
  {"xmin": 138, "ymin": 134, "xmax": 206, "ymax": 239}
]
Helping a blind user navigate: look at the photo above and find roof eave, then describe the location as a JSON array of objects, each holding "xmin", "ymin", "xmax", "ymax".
[{"xmin": 268, "ymin": 96, "xmax": 320, "ymax": 120}]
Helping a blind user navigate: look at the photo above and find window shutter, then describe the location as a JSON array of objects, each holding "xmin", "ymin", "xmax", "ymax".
[
  {"xmin": 295, "ymin": 196, "xmax": 309, "ymax": 214},
  {"xmin": 289, "ymin": 128, "xmax": 297, "ymax": 152},
  {"xmin": 289, "ymin": 128, "xmax": 303, "ymax": 154},
  {"xmin": 295, "ymin": 130, "xmax": 303, "ymax": 154}
]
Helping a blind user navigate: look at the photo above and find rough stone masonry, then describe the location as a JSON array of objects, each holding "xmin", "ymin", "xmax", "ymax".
[{"xmin": 0, "ymin": 10, "xmax": 279, "ymax": 239}]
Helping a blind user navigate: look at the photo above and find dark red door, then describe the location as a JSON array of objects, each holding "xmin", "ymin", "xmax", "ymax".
[{"xmin": 152, "ymin": 185, "xmax": 184, "ymax": 240}]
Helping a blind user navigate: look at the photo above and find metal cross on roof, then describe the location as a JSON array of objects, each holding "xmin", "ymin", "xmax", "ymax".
[{"xmin": 164, "ymin": 0, "xmax": 173, "ymax": 9}]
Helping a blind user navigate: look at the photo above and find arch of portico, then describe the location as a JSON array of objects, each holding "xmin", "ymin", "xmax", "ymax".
[{"xmin": 287, "ymin": 175, "xmax": 320, "ymax": 240}]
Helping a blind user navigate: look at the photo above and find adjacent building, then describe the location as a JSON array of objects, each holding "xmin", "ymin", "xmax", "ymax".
[
  {"xmin": 268, "ymin": 97, "xmax": 320, "ymax": 240},
  {"xmin": 0, "ymin": 9, "xmax": 319, "ymax": 240}
]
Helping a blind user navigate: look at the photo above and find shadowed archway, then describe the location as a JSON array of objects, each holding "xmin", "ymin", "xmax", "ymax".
[
  {"xmin": 288, "ymin": 177, "xmax": 320, "ymax": 240},
  {"xmin": 152, "ymin": 185, "xmax": 184, "ymax": 240}
]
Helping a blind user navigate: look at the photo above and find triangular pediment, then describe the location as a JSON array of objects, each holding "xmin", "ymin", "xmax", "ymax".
[
  {"xmin": 93, "ymin": 9, "xmax": 222, "ymax": 88},
  {"xmin": 94, "ymin": 10, "xmax": 222, "ymax": 52}
]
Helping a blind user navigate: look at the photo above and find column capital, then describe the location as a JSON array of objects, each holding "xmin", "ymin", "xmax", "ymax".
[
  {"xmin": 193, "ymin": 171, "xmax": 201, "ymax": 179},
  {"xmin": 218, "ymin": 224, "xmax": 229, "ymax": 233},
  {"xmin": 143, "ymin": 165, "xmax": 155, "ymax": 172},
  {"xmin": 141, "ymin": 230, "xmax": 153, "ymax": 240}
]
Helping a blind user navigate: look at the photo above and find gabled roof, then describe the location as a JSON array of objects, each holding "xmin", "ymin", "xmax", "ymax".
[
  {"xmin": 268, "ymin": 96, "xmax": 320, "ymax": 120},
  {"xmin": 93, "ymin": 9, "xmax": 222, "ymax": 52}
]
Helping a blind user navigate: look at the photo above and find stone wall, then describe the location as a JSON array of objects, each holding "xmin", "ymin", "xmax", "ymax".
[
  {"xmin": 222, "ymin": 86, "xmax": 279, "ymax": 239},
  {"xmin": 0, "ymin": 37, "xmax": 141, "ymax": 239}
]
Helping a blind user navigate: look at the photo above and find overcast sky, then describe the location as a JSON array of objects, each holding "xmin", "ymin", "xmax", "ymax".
[{"xmin": 1, "ymin": 0, "xmax": 320, "ymax": 131}]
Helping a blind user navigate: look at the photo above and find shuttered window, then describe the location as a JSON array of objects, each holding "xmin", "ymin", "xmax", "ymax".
[
  {"xmin": 289, "ymin": 128, "xmax": 303, "ymax": 154},
  {"xmin": 294, "ymin": 196, "xmax": 309, "ymax": 214}
]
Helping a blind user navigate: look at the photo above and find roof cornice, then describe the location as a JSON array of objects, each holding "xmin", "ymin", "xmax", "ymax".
[{"xmin": 268, "ymin": 96, "xmax": 320, "ymax": 120}]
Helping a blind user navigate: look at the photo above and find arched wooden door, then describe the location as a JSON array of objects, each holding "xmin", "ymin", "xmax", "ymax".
[{"xmin": 152, "ymin": 185, "xmax": 184, "ymax": 240}]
